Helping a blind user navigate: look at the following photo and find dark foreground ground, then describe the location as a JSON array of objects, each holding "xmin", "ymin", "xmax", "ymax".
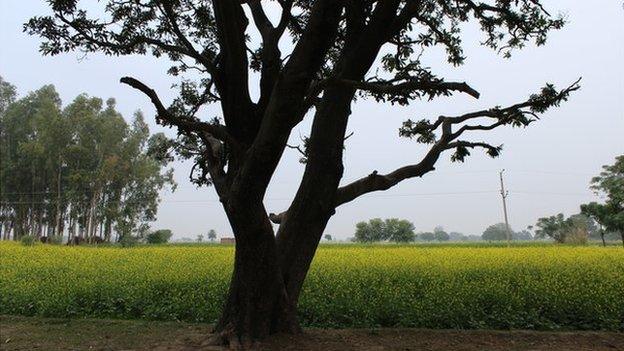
[{"xmin": 1, "ymin": 315, "xmax": 623, "ymax": 351}]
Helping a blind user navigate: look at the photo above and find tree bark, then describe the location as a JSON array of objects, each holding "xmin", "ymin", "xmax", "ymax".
[
  {"xmin": 210, "ymin": 199, "xmax": 300, "ymax": 347},
  {"xmin": 54, "ymin": 162, "xmax": 62, "ymax": 236},
  {"xmin": 274, "ymin": 1, "xmax": 404, "ymax": 301},
  {"xmin": 275, "ymin": 85, "xmax": 354, "ymax": 301}
]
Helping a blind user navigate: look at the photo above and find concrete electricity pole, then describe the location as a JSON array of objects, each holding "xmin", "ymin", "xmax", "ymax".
[{"xmin": 499, "ymin": 169, "xmax": 512, "ymax": 245}]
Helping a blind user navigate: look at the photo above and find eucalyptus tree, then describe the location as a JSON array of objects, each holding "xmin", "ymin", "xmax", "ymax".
[
  {"xmin": 0, "ymin": 77, "xmax": 17, "ymax": 237},
  {"xmin": 0, "ymin": 76, "xmax": 17, "ymax": 114},
  {"xmin": 0, "ymin": 84, "xmax": 62, "ymax": 238},
  {"xmin": 0, "ymin": 82, "xmax": 175, "ymax": 241},
  {"xmin": 27, "ymin": 0, "xmax": 579, "ymax": 345}
]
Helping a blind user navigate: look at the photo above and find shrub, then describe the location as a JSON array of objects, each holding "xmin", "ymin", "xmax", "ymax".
[
  {"xmin": 48, "ymin": 235, "xmax": 64, "ymax": 245},
  {"xmin": 119, "ymin": 235, "xmax": 139, "ymax": 248},
  {"xmin": 564, "ymin": 226, "xmax": 588, "ymax": 245},
  {"xmin": 145, "ymin": 229, "xmax": 173, "ymax": 244},
  {"xmin": 20, "ymin": 235, "xmax": 36, "ymax": 246}
]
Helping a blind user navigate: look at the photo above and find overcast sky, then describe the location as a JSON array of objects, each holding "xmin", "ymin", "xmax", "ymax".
[{"xmin": 1, "ymin": 1, "xmax": 622, "ymax": 240}]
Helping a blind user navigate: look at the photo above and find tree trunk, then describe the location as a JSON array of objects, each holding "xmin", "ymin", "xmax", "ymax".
[
  {"xmin": 275, "ymin": 85, "xmax": 353, "ymax": 302},
  {"xmin": 210, "ymin": 200, "xmax": 300, "ymax": 348},
  {"xmin": 55, "ymin": 163, "xmax": 62, "ymax": 236},
  {"xmin": 85, "ymin": 187, "xmax": 100, "ymax": 241}
]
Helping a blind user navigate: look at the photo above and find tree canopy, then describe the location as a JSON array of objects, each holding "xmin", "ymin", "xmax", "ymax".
[
  {"xmin": 146, "ymin": 229, "xmax": 174, "ymax": 244},
  {"xmin": 0, "ymin": 79, "xmax": 176, "ymax": 242},
  {"xmin": 534, "ymin": 213, "xmax": 595, "ymax": 244},
  {"xmin": 433, "ymin": 226, "xmax": 450, "ymax": 241},
  {"xmin": 354, "ymin": 217, "xmax": 415, "ymax": 243},
  {"xmin": 481, "ymin": 223, "xmax": 533, "ymax": 241},
  {"xmin": 581, "ymin": 156, "xmax": 624, "ymax": 246}
]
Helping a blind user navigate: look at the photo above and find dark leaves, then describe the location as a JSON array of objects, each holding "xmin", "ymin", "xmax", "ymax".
[{"xmin": 399, "ymin": 119, "xmax": 436, "ymax": 143}]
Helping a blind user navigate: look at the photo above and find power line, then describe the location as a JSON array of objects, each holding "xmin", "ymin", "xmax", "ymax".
[
  {"xmin": 0, "ymin": 189, "xmax": 597, "ymax": 206},
  {"xmin": 0, "ymin": 168, "xmax": 596, "ymax": 196}
]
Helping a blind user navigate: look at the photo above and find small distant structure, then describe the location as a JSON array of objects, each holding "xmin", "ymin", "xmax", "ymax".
[{"xmin": 220, "ymin": 237, "xmax": 236, "ymax": 244}]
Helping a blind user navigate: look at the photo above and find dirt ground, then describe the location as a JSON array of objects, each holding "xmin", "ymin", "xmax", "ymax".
[{"xmin": 1, "ymin": 315, "xmax": 623, "ymax": 351}]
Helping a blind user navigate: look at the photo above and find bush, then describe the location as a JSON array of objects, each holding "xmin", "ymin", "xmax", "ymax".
[
  {"xmin": 19, "ymin": 235, "xmax": 36, "ymax": 246},
  {"xmin": 48, "ymin": 235, "xmax": 64, "ymax": 245},
  {"xmin": 564, "ymin": 226, "xmax": 588, "ymax": 245},
  {"xmin": 119, "ymin": 235, "xmax": 139, "ymax": 248},
  {"xmin": 145, "ymin": 229, "xmax": 173, "ymax": 244}
]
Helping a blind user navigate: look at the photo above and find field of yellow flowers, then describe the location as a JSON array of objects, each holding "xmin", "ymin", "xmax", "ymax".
[{"xmin": 0, "ymin": 242, "xmax": 622, "ymax": 330}]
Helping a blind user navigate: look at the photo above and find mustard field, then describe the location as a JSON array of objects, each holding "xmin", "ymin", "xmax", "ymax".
[{"xmin": 1, "ymin": 242, "xmax": 622, "ymax": 330}]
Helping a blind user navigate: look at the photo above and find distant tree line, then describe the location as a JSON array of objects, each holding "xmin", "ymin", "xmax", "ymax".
[
  {"xmin": 0, "ymin": 77, "xmax": 175, "ymax": 242},
  {"xmin": 354, "ymin": 218, "xmax": 416, "ymax": 243},
  {"xmin": 353, "ymin": 220, "xmax": 482, "ymax": 243}
]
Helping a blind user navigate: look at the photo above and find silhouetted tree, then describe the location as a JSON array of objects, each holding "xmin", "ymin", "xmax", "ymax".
[
  {"xmin": 207, "ymin": 229, "xmax": 217, "ymax": 242},
  {"xmin": 27, "ymin": 0, "xmax": 578, "ymax": 345}
]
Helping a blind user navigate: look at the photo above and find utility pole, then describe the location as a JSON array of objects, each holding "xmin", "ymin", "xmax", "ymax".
[{"xmin": 499, "ymin": 169, "xmax": 512, "ymax": 246}]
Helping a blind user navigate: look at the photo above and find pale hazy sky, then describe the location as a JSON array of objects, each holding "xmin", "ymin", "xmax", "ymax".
[{"xmin": 1, "ymin": 1, "xmax": 623, "ymax": 240}]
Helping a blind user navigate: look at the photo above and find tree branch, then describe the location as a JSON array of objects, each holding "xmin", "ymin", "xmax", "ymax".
[
  {"xmin": 248, "ymin": 0, "xmax": 273, "ymax": 40},
  {"xmin": 273, "ymin": 78, "xmax": 582, "ymax": 219},
  {"xmin": 119, "ymin": 77, "xmax": 236, "ymax": 148},
  {"xmin": 340, "ymin": 79, "xmax": 481, "ymax": 99},
  {"xmin": 158, "ymin": 3, "xmax": 216, "ymax": 73}
]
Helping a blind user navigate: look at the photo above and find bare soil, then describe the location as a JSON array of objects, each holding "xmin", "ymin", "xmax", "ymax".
[{"xmin": 1, "ymin": 315, "xmax": 622, "ymax": 351}]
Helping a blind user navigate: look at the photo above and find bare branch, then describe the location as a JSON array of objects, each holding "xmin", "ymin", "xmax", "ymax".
[
  {"xmin": 326, "ymin": 78, "xmax": 582, "ymax": 211},
  {"xmin": 285, "ymin": 143, "xmax": 307, "ymax": 158},
  {"xmin": 340, "ymin": 79, "xmax": 481, "ymax": 99},
  {"xmin": 119, "ymin": 76, "xmax": 237, "ymax": 147}
]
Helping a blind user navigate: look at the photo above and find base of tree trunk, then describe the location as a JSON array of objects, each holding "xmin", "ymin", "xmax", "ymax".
[
  {"xmin": 203, "ymin": 314, "xmax": 301, "ymax": 350},
  {"xmin": 205, "ymin": 223, "xmax": 302, "ymax": 349}
]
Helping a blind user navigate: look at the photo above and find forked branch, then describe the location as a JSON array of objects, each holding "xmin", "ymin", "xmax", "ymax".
[{"xmin": 270, "ymin": 78, "xmax": 580, "ymax": 223}]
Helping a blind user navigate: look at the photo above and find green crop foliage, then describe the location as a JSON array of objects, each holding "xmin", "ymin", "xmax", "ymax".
[{"xmin": 0, "ymin": 242, "xmax": 622, "ymax": 330}]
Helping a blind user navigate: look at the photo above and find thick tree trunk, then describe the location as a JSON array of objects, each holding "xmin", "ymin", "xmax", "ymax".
[
  {"xmin": 210, "ymin": 200, "xmax": 300, "ymax": 348},
  {"xmin": 276, "ymin": 86, "xmax": 353, "ymax": 301}
]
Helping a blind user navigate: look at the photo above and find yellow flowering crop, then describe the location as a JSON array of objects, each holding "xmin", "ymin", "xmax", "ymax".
[{"xmin": 0, "ymin": 242, "xmax": 622, "ymax": 330}]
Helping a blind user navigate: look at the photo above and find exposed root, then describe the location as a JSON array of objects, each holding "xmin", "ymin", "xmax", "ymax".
[{"xmin": 200, "ymin": 325, "xmax": 261, "ymax": 351}]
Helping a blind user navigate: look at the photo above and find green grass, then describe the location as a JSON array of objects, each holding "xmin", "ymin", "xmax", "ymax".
[{"xmin": 0, "ymin": 242, "xmax": 622, "ymax": 330}]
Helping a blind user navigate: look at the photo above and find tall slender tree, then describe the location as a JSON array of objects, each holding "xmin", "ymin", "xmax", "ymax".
[
  {"xmin": 0, "ymin": 83, "xmax": 175, "ymax": 242},
  {"xmin": 27, "ymin": 1, "xmax": 579, "ymax": 345}
]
